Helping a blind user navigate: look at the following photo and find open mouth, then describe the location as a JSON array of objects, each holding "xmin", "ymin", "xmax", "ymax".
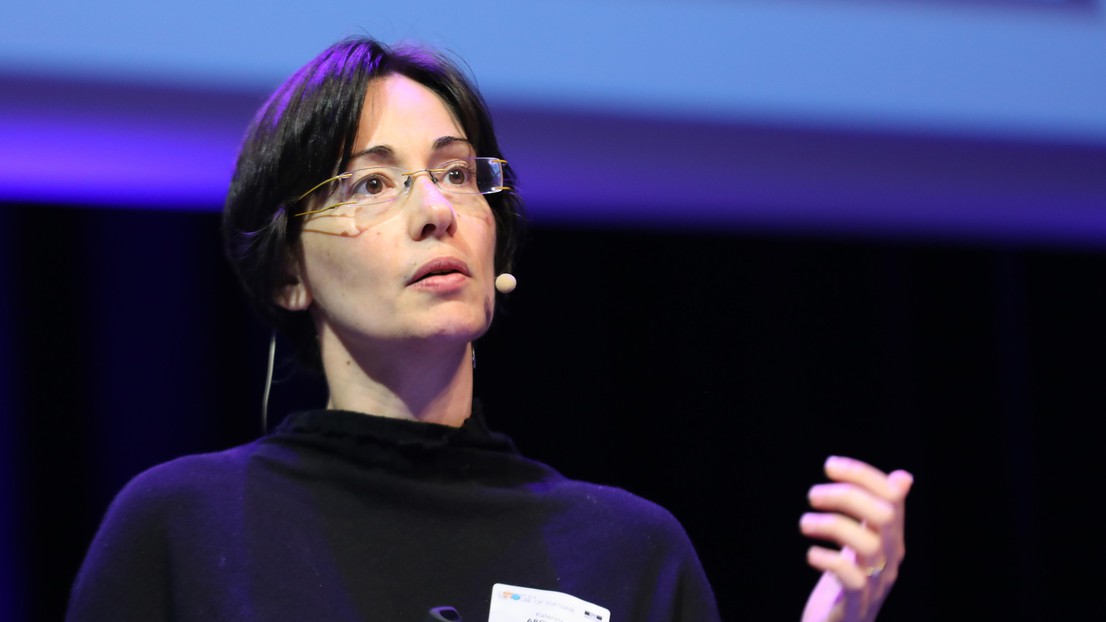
[
  {"xmin": 410, "ymin": 257, "xmax": 471, "ymax": 285},
  {"xmin": 414, "ymin": 268, "xmax": 460, "ymax": 283}
]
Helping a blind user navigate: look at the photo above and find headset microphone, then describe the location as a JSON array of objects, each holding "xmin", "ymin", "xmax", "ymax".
[{"xmin": 495, "ymin": 273, "xmax": 517, "ymax": 294}]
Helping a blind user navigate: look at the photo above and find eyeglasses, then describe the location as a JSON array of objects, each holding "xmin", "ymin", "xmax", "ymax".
[{"xmin": 292, "ymin": 157, "xmax": 510, "ymax": 218}]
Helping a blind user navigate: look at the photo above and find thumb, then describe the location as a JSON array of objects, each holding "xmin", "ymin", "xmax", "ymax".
[{"xmin": 888, "ymin": 469, "xmax": 914, "ymax": 500}]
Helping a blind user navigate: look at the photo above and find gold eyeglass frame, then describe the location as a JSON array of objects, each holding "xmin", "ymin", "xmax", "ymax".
[{"xmin": 291, "ymin": 158, "xmax": 510, "ymax": 218}]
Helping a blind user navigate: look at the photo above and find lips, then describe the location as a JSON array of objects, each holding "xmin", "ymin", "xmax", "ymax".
[{"xmin": 408, "ymin": 257, "xmax": 472, "ymax": 285}]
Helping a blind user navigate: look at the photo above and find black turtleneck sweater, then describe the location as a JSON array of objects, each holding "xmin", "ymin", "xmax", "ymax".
[{"xmin": 65, "ymin": 409, "xmax": 721, "ymax": 622}]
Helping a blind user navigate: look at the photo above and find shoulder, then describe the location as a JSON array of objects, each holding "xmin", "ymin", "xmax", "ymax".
[
  {"xmin": 544, "ymin": 477, "xmax": 697, "ymax": 547},
  {"xmin": 71, "ymin": 443, "xmax": 261, "ymax": 578},
  {"xmin": 102, "ymin": 441, "xmax": 261, "ymax": 522},
  {"xmin": 67, "ymin": 442, "xmax": 265, "ymax": 619},
  {"xmin": 559, "ymin": 479, "xmax": 675, "ymax": 519},
  {"xmin": 536, "ymin": 477, "xmax": 720, "ymax": 616}
]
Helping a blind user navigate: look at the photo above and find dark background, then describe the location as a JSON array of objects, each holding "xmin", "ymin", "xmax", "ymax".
[{"xmin": 4, "ymin": 202, "xmax": 1104, "ymax": 621}]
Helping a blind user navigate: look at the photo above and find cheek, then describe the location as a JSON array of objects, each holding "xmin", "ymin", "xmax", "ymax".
[
  {"xmin": 300, "ymin": 204, "xmax": 363, "ymax": 237},
  {"xmin": 473, "ymin": 211, "xmax": 498, "ymax": 272},
  {"xmin": 300, "ymin": 233, "xmax": 390, "ymax": 307}
]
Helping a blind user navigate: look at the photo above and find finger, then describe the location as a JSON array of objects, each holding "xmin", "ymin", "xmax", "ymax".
[
  {"xmin": 823, "ymin": 456, "xmax": 899, "ymax": 499},
  {"xmin": 805, "ymin": 545, "xmax": 868, "ymax": 591},
  {"xmin": 808, "ymin": 482, "xmax": 895, "ymax": 527},
  {"xmin": 800, "ymin": 512, "xmax": 882, "ymax": 557},
  {"xmin": 888, "ymin": 469, "xmax": 915, "ymax": 499}
]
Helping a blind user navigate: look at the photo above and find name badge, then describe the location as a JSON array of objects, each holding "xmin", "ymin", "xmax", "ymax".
[{"xmin": 488, "ymin": 583, "xmax": 611, "ymax": 622}]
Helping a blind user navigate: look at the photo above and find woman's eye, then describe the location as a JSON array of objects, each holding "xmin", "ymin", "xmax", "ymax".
[
  {"xmin": 351, "ymin": 173, "xmax": 390, "ymax": 196},
  {"xmin": 444, "ymin": 164, "xmax": 473, "ymax": 187}
]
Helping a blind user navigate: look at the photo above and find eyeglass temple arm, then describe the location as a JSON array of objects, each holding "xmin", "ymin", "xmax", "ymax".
[{"xmin": 294, "ymin": 172, "xmax": 353, "ymax": 202}]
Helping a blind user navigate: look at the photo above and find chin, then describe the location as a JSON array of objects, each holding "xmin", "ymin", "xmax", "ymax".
[{"xmin": 421, "ymin": 311, "xmax": 492, "ymax": 344}]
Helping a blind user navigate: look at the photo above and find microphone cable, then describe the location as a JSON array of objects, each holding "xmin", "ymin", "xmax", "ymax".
[{"xmin": 261, "ymin": 330, "xmax": 277, "ymax": 434}]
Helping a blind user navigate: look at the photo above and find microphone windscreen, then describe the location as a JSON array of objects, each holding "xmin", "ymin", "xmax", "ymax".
[{"xmin": 495, "ymin": 273, "xmax": 517, "ymax": 294}]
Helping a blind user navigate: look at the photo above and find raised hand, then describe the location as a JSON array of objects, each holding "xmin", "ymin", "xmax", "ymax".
[{"xmin": 799, "ymin": 456, "xmax": 913, "ymax": 622}]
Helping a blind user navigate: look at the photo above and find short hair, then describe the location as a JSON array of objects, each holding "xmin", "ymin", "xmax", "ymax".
[{"xmin": 223, "ymin": 36, "xmax": 524, "ymax": 365}]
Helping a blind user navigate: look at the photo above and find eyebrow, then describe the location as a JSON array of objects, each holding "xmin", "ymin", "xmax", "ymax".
[
  {"xmin": 348, "ymin": 144, "xmax": 397, "ymax": 164},
  {"xmin": 432, "ymin": 136, "xmax": 472, "ymax": 151},
  {"xmin": 348, "ymin": 136, "xmax": 473, "ymax": 164}
]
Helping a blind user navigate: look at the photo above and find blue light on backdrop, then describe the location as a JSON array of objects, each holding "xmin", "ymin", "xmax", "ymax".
[
  {"xmin": 1, "ymin": 0, "xmax": 1104, "ymax": 244},
  {"xmin": 3, "ymin": 0, "xmax": 1105, "ymax": 139}
]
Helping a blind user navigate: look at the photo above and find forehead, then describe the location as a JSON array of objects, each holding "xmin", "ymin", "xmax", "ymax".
[{"xmin": 353, "ymin": 74, "xmax": 468, "ymax": 157}]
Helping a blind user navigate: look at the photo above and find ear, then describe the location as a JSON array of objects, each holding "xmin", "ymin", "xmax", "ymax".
[
  {"xmin": 274, "ymin": 250, "xmax": 313, "ymax": 311},
  {"xmin": 275, "ymin": 279, "xmax": 312, "ymax": 311}
]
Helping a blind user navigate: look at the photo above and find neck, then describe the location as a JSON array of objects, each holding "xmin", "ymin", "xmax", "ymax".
[{"xmin": 317, "ymin": 328, "xmax": 475, "ymax": 428}]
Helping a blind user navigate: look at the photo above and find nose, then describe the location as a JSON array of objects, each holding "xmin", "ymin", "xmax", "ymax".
[{"xmin": 405, "ymin": 170, "xmax": 457, "ymax": 240}]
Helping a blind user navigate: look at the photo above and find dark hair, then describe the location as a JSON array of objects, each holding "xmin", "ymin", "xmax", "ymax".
[{"xmin": 223, "ymin": 36, "xmax": 524, "ymax": 365}]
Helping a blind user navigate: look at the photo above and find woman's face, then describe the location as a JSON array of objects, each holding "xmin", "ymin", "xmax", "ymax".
[{"xmin": 281, "ymin": 74, "xmax": 498, "ymax": 357}]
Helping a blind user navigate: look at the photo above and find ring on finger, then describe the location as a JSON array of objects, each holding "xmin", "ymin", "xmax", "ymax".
[{"xmin": 863, "ymin": 559, "xmax": 887, "ymax": 579}]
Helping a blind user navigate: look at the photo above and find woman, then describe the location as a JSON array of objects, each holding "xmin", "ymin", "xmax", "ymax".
[{"xmin": 66, "ymin": 36, "xmax": 912, "ymax": 622}]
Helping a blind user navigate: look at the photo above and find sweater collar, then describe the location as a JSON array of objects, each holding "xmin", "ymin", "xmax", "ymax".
[{"xmin": 272, "ymin": 400, "xmax": 516, "ymax": 453}]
